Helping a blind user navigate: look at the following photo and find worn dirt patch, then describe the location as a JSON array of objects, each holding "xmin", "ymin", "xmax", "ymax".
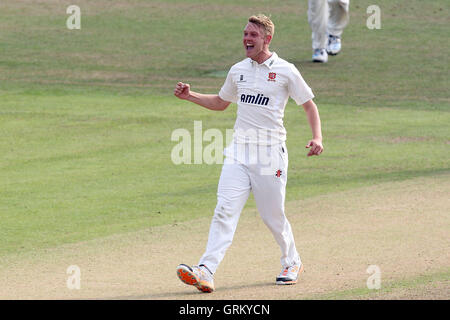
[{"xmin": 0, "ymin": 174, "xmax": 448, "ymax": 299}]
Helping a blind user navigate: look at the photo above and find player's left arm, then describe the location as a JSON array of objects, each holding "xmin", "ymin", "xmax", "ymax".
[{"xmin": 302, "ymin": 99, "xmax": 323, "ymax": 156}]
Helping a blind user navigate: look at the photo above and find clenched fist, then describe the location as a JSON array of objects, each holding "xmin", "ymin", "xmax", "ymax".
[{"xmin": 174, "ymin": 82, "xmax": 190, "ymax": 100}]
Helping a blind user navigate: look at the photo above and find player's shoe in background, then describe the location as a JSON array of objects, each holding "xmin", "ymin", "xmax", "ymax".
[
  {"xmin": 176, "ymin": 264, "xmax": 215, "ymax": 293},
  {"xmin": 327, "ymin": 34, "xmax": 341, "ymax": 55},
  {"xmin": 312, "ymin": 49, "xmax": 328, "ymax": 63},
  {"xmin": 276, "ymin": 263, "xmax": 304, "ymax": 285}
]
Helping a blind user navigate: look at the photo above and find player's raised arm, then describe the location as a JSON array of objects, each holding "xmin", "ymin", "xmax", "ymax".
[
  {"xmin": 302, "ymin": 99, "xmax": 324, "ymax": 156},
  {"xmin": 174, "ymin": 82, "xmax": 230, "ymax": 111}
]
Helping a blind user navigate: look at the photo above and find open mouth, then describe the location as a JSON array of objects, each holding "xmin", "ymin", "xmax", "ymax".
[{"xmin": 245, "ymin": 43, "xmax": 254, "ymax": 51}]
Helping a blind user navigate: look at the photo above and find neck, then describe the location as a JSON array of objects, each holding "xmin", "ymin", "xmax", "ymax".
[{"xmin": 253, "ymin": 49, "xmax": 272, "ymax": 64}]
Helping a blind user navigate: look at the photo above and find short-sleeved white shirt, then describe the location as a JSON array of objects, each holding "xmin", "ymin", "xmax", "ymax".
[{"xmin": 219, "ymin": 52, "xmax": 314, "ymax": 145}]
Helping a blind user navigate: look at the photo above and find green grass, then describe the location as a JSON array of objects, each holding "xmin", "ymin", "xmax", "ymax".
[
  {"xmin": 1, "ymin": 94, "xmax": 448, "ymax": 256},
  {"xmin": 1, "ymin": 0, "xmax": 448, "ymax": 107},
  {"xmin": 0, "ymin": 0, "xmax": 449, "ymax": 256}
]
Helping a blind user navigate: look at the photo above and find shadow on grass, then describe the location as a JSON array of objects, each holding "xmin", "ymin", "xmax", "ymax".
[{"xmin": 103, "ymin": 282, "xmax": 275, "ymax": 300}]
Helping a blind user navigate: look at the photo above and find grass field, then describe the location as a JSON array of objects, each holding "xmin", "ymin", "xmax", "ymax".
[{"xmin": 0, "ymin": 0, "xmax": 449, "ymax": 299}]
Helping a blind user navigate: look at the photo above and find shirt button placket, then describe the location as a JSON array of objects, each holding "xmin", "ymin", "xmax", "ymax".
[{"xmin": 253, "ymin": 64, "xmax": 258, "ymax": 90}]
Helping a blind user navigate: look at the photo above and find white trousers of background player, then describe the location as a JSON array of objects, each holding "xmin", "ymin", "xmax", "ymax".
[
  {"xmin": 198, "ymin": 143, "xmax": 301, "ymax": 274},
  {"xmin": 308, "ymin": 0, "xmax": 350, "ymax": 50}
]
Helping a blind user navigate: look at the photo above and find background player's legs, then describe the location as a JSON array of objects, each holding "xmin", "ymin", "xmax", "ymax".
[
  {"xmin": 198, "ymin": 162, "xmax": 251, "ymax": 274},
  {"xmin": 327, "ymin": 0, "xmax": 350, "ymax": 37},
  {"xmin": 249, "ymin": 146, "xmax": 301, "ymax": 268},
  {"xmin": 308, "ymin": 0, "xmax": 329, "ymax": 50}
]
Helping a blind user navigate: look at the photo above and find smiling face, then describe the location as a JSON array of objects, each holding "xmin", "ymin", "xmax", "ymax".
[{"xmin": 243, "ymin": 22, "xmax": 272, "ymax": 64}]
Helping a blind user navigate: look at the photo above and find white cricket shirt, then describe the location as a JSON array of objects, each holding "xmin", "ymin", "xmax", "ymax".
[{"xmin": 219, "ymin": 52, "xmax": 314, "ymax": 145}]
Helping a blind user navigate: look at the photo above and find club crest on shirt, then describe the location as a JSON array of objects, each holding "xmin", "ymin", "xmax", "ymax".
[
  {"xmin": 275, "ymin": 169, "xmax": 282, "ymax": 177},
  {"xmin": 268, "ymin": 72, "xmax": 276, "ymax": 82}
]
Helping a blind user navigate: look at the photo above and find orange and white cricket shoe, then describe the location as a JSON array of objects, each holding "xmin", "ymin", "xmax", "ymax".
[
  {"xmin": 176, "ymin": 264, "xmax": 215, "ymax": 293},
  {"xmin": 276, "ymin": 263, "xmax": 304, "ymax": 285}
]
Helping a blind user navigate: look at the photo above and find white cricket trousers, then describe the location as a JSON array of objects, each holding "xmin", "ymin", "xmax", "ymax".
[
  {"xmin": 308, "ymin": 0, "xmax": 350, "ymax": 50},
  {"xmin": 198, "ymin": 143, "xmax": 301, "ymax": 274}
]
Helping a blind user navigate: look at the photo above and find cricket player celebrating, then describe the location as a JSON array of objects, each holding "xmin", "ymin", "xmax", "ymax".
[{"xmin": 174, "ymin": 14, "xmax": 323, "ymax": 293}]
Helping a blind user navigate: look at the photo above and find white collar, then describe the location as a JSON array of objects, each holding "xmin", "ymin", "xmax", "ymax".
[{"xmin": 250, "ymin": 52, "xmax": 278, "ymax": 69}]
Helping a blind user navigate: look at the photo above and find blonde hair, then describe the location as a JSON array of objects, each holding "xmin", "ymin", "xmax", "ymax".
[{"xmin": 248, "ymin": 14, "xmax": 275, "ymax": 37}]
